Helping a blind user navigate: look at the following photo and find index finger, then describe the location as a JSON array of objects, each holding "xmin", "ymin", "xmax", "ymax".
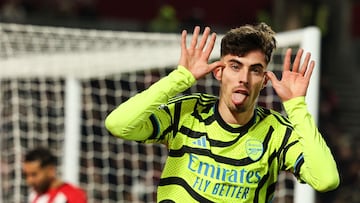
[{"xmin": 304, "ymin": 60, "xmax": 315, "ymax": 81}]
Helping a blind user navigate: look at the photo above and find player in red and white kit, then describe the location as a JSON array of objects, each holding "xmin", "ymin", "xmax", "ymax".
[{"xmin": 23, "ymin": 147, "xmax": 87, "ymax": 203}]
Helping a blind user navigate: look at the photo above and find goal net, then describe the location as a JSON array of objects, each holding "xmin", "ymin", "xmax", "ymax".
[{"xmin": 0, "ymin": 23, "xmax": 320, "ymax": 203}]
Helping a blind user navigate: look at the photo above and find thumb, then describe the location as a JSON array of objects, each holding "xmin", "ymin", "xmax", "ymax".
[
  {"xmin": 265, "ymin": 71, "xmax": 278, "ymax": 83},
  {"xmin": 209, "ymin": 61, "xmax": 225, "ymax": 71}
]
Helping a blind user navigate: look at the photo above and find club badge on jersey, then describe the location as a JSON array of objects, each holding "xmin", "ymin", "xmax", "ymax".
[{"xmin": 245, "ymin": 139, "xmax": 264, "ymax": 161}]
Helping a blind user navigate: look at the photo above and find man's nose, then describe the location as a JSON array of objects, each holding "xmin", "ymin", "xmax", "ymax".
[{"xmin": 238, "ymin": 68, "xmax": 249, "ymax": 85}]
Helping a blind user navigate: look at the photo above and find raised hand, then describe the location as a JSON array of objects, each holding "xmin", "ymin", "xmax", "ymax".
[
  {"xmin": 266, "ymin": 48, "xmax": 315, "ymax": 102},
  {"xmin": 178, "ymin": 26, "xmax": 225, "ymax": 80}
]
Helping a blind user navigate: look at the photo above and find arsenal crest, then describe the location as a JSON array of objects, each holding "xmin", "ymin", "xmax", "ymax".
[{"xmin": 245, "ymin": 139, "xmax": 263, "ymax": 161}]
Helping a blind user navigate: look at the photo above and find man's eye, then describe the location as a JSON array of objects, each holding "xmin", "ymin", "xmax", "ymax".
[
  {"xmin": 251, "ymin": 67, "xmax": 264, "ymax": 75},
  {"xmin": 231, "ymin": 65, "xmax": 239, "ymax": 70}
]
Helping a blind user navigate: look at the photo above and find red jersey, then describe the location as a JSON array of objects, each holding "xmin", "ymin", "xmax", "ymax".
[{"xmin": 29, "ymin": 183, "xmax": 87, "ymax": 203}]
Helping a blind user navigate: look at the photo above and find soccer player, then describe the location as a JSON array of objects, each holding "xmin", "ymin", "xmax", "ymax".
[
  {"xmin": 105, "ymin": 23, "xmax": 340, "ymax": 202},
  {"xmin": 22, "ymin": 147, "xmax": 87, "ymax": 203}
]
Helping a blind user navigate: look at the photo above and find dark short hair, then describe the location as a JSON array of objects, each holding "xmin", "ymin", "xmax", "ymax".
[
  {"xmin": 24, "ymin": 147, "xmax": 57, "ymax": 168},
  {"xmin": 221, "ymin": 22, "xmax": 277, "ymax": 64}
]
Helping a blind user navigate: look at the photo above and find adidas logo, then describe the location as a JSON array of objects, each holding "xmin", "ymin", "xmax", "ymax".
[{"xmin": 192, "ymin": 136, "xmax": 207, "ymax": 147}]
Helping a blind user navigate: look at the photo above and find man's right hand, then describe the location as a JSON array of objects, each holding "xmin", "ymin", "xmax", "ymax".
[{"xmin": 178, "ymin": 26, "xmax": 225, "ymax": 80}]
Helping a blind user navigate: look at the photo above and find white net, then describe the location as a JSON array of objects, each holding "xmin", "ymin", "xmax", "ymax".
[{"xmin": 0, "ymin": 23, "xmax": 320, "ymax": 203}]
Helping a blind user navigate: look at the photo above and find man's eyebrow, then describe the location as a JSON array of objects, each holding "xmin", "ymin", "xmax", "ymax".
[
  {"xmin": 250, "ymin": 63, "xmax": 265, "ymax": 69},
  {"xmin": 227, "ymin": 59, "xmax": 265, "ymax": 68},
  {"xmin": 227, "ymin": 59, "xmax": 241, "ymax": 64}
]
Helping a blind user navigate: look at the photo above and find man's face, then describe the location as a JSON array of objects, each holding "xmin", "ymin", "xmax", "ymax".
[
  {"xmin": 214, "ymin": 50, "xmax": 268, "ymax": 114},
  {"xmin": 22, "ymin": 161, "xmax": 54, "ymax": 194}
]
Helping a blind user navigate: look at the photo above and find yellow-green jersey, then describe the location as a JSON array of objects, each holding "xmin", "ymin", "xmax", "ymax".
[{"xmin": 105, "ymin": 66, "xmax": 339, "ymax": 203}]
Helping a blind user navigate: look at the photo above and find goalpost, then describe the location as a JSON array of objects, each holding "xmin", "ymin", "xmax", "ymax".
[{"xmin": 0, "ymin": 23, "xmax": 320, "ymax": 203}]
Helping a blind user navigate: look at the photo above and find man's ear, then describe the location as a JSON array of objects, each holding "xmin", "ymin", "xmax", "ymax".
[
  {"xmin": 262, "ymin": 74, "xmax": 269, "ymax": 89},
  {"xmin": 45, "ymin": 165, "xmax": 57, "ymax": 177},
  {"xmin": 213, "ymin": 66, "xmax": 223, "ymax": 81}
]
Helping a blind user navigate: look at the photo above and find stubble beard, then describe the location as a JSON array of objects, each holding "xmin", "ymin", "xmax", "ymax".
[
  {"xmin": 34, "ymin": 178, "xmax": 52, "ymax": 194},
  {"xmin": 230, "ymin": 103, "xmax": 247, "ymax": 113}
]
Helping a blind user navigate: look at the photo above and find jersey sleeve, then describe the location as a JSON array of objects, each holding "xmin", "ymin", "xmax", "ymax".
[
  {"xmin": 105, "ymin": 65, "xmax": 196, "ymax": 142},
  {"xmin": 282, "ymin": 96, "xmax": 340, "ymax": 192}
]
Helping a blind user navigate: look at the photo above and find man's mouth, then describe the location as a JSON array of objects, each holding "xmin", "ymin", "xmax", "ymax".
[{"xmin": 232, "ymin": 90, "xmax": 249, "ymax": 105}]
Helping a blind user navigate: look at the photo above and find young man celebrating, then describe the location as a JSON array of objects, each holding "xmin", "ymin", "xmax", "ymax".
[
  {"xmin": 23, "ymin": 147, "xmax": 87, "ymax": 203},
  {"xmin": 105, "ymin": 23, "xmax": 339, "ymax": 202}
]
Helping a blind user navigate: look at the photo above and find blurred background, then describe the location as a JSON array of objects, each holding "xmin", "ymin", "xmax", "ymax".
[{"xmin": 0, "ymin": 0, "xmax": 359, "ymax": 202}]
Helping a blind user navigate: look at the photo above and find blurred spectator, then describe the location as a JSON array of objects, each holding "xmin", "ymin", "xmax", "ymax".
[
  {"xmin": 148, "ymin": 4, "xmax": 179, "ymax": 33},
  {"xmin": 76, "ymin": 0, "xmax": 96, "ymax": 20},
  {"xmin": 0, "ymin": 0, "xmax": 26, "ymax": 22},
  {"xmin": 23, "ymin": 147, "xmax": 87, "ymax": 203},
  {"xmin": 319, "ymin": 76, "xmax": 340, "ymax": 127},
  {"xmin": 181, "ymin": 7, "xmax": 206, "ymax": 30},
  {"xmin": 55, "ymin": 0, "xmax": 77, "ymax": 18},
  {"xmin": 316, "ymin": 76, "xmax": 360, "ymax": 203}
]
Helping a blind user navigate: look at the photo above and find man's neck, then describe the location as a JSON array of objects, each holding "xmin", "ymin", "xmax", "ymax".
[
  {"xmin": 218, "ymin": 102, "xmax": 255, "ymax": 126},
  {"xmin": 50, "ymin": 178, "xmax": 64, "ymax": 190}
]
